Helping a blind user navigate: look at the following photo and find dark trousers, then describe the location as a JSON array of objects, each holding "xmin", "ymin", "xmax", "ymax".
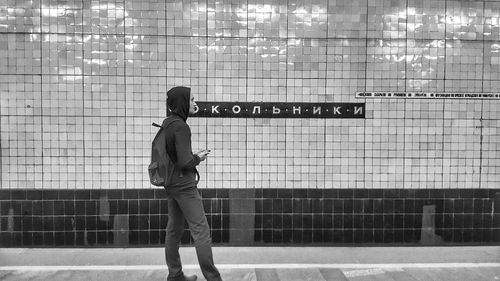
[{"xmin": 165, "ymin": 186, "xmax": 222, "ymax": 281}]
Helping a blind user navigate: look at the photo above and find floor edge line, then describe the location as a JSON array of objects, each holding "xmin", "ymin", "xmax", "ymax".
[{"xmin": 1, "ymin": 263, "xmax": 499, "ymax": 271}]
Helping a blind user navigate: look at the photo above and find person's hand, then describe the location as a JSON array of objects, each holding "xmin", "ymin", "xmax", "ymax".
[{"xmin": 195, "ymin": 149, "xmax": 211, "ymax": 161}]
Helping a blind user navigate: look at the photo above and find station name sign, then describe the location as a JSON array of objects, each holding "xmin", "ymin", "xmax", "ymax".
[
  {"xmin": 190, "ymin": 102, "xmax": 365, "ymax": 118},
  {"xmin": 356, "ymin": 92, "xmax": 500, "ymax": 99}
]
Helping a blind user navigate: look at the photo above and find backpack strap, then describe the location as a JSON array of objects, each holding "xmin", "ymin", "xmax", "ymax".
[{"xmin": 152, "ymin": 118, "xmax": 181, "ymax": 164}]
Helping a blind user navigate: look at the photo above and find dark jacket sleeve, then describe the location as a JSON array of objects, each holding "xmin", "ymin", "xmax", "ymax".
[{"xmin": 174, "ymin": 123, "xmax": 200, "ymax": 170}]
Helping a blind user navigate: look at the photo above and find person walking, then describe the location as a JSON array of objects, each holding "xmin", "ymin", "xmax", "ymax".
[{"xmin": 163, "ymin": 86, "xmax": 222, "ymax": 281}]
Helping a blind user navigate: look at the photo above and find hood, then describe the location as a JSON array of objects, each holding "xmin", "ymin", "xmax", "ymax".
[{"xmin": 167, "ymin": 86, "xmax": 190, "ymax": 121}]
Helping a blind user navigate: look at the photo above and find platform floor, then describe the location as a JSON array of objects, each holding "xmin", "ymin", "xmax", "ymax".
[{"xmin": 1, "ymin": 246, "xmax": 499, "ymax": 280}]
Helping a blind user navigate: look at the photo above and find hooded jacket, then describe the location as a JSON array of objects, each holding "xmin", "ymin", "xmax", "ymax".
[{"xmin": 163, "ymin": 86, "xmax": 201, "ymax": 188}]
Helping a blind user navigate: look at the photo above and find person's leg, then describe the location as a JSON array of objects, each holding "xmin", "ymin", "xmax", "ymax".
[
  {"xmin": 165, "ymin": 197, "xmax": 187, "ymax": 281},
  {"xmin": 176, "ymin": 186, "xmax": 222, "ymax": 281}
]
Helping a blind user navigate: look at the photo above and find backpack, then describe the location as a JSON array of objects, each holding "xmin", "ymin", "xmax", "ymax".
[{"xmin": 148, "ymin": 118, "xmax": 179, "ymax": 187}]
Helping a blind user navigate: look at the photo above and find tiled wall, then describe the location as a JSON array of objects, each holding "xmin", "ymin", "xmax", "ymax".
[
  {"xmin": 1, "ymin": 0, "xmax": 500, "ymax": 246},
  {"xmin": 1, "ymin": 0, "xmax": 499, "ymax": 191},
  {"xmin": 1, "ymin": 189, "xmax": 499, "ymax": 247}
]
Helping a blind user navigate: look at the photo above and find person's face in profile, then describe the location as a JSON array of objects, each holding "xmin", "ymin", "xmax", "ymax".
[{"xmin": 189, "ymin": 93, "xmax": 197, "ymax": 115}]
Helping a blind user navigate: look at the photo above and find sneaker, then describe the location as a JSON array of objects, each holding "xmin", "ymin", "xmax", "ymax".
[
  {"xmin": 184, "ymin": 274, "xmax": 197, "ymax": 281},
  {"xmin": 167, "ymin": 274, "xmax": 197, "ymax": 281}
]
